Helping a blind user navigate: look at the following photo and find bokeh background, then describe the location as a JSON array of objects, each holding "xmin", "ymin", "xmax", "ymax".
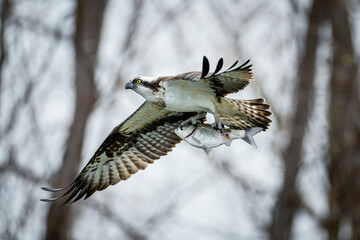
[{"xmin": 1, "ymin": 0, "xmax": 359, "ymax": 239}]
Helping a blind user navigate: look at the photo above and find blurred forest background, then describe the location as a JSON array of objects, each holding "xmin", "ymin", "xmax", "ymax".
[{"xmin": 0, "ymin": 0, "xmax": 359, "ymax": 239}]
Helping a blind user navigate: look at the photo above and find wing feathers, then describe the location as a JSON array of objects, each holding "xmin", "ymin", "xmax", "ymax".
[
  {"xmin": 233, "ymin": 59, "xmax": 251, "ymax": 71},
  {"xmin": 72, "ymin": 188, "xmax": 88, "ymax": 203},
  {"xmin": 144, "ymin": 133, "xmax": 171, "ymax": 153},
  {"xmin": 126, "ymin": 151, "xmax": 148, "ymax": 170},
  {"xmin": 182, "ymin": 57, "xmax": 254, "ymax": 96},
  {"xmin": 205, "ymin": 58, "xmax": 253, "ymax": 97},
  {"xmin": 167, "ymin": 57, "xmax": 253, "ymax": 97},
  {"xmin": 226, "ymin": 60, "xmax": 239, "ymax": 71},
  {"xmin": 146, "ymin": 132, "xmax": 174, "ymax": 148},
  {"xmin": 200, "ymin": 56, "xmax": 210, "ymax": 79},
  {"xmin": 151, "ymin": 131, "xmax": 178, "ymax": 145},
  {"xmin": 98, "ymin": 165, "xmax": 109, "ymax": 190},
  {"xmin": 41, "ymin": 102, "xmax": 197, "ymax": 206},
  {"xmin": 131, "ymin": 147, "xmax": 155, "ymax": 163},
  {"xmin": 115, "ymin": 157, "xmax": 130, "ymax": 180},
  {"xmin": 41, "ymin": 184, "xmax": 72, "ymax": 193},
  {"xmin": 137, "ymin": 137, "xmax": 163, "ymax": 157},
  {"xmin": 212, "ymin": 58, "xmax": 224, "ymax": 75},
  {"xmin": 108, "ymin": 163, "xmax": 120, "ymax": 185},
  {"xmin": 133, "ymin": 142, "xmax": 158, "ymax": 161}
]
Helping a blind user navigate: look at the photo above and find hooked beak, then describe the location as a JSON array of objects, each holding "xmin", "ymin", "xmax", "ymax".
[{"xmin": 125, "ymin": 82, "xmax": 134, "ymax": 90}]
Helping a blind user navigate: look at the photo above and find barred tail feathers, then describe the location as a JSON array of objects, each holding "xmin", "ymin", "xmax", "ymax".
[{"xmin": 217, "ymin": 98, "xmax": 272, "ymax": 131}]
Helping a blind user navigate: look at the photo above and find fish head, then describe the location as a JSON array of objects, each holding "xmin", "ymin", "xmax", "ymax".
[{"xmin": 174, "ymin": 124, "xmax": 196, "ymax": 140}]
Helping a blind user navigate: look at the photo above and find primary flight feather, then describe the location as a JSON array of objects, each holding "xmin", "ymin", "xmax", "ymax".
[{"xmin": 41, "ymin": 56, "xmax": 271, "ymax": 206}]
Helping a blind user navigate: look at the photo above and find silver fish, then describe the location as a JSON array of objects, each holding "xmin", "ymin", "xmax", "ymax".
[{"xmin": 174, "ymin": 124, "xmax": 263, "ymax": 157}]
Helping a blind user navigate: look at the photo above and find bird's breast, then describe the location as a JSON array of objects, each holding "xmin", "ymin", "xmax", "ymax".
[{"xmin": 162, "ymin": 80, "xmax": 216, "ymax": 112}]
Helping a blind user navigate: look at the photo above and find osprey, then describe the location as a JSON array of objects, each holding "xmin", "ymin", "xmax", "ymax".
[{"xmin": 41, "ymin": 56, "xmax": 271, "ymax": 206}]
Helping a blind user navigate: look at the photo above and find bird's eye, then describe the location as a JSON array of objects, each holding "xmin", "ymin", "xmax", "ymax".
[{"xmin": 136, "ymin": 79, "xmax": 142, "ymax": 84}]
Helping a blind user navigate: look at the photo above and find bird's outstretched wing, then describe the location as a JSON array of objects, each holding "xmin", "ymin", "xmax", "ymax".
[
  {"xmin": 172, "ymin": 56, "xmax": 253, "ymax": 97},
  {"xmin": 41, "ymin": 101, "xmax": 198, "ymax": 206},
  {"xmin": 202, "ymin": 56, "xmax": 253, "ymax": 97}
]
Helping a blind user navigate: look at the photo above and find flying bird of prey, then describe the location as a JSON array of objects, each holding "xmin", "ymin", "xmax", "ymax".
[{"xmin": 41, "ymin": 56, "xmax": 271, "ymax": 206}]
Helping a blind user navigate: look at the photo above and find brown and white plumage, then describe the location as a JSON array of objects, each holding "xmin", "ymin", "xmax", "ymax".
[
  {"xmin": 125, "ymin": 56, "xmax": 271, "ymax": 130},
  {"xmin": 41, "ymin": 102, "xmax": 199, "ymax": 206},
  {"xmin": 172, "ymin": 57, "xmax": 253, "ymax": 97},
  {"xmin": 41, "ymin": 56, "xmax": 271, "ymax": 206}
]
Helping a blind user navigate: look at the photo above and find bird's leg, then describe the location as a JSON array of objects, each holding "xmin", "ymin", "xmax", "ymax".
[
  {"xmin": 212, "ymin": 119, "xmax": 225, "ymax": 131},
  {"xmin": 212, "ymin": 112, "xmax": 226, "ymax": 131},
  {"xmin": 181, "ymin": 112, "xmax": 206, "ymax": 127}
]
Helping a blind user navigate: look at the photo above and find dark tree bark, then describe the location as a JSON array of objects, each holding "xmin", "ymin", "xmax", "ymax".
[
  {"xmin": 44, "ymin": 1, "xmax": 107, "ymax": 239},
  {"xmin": 325, "ymin": 0, "xmax": 360, "ymax": 239},
  {"xmin": 0, "ymin": 0, "xmax": 11, "ymax": 119},
  {"xmin": 267, "ymin": 0, "xmax": 326, "ymax": 239},
  {"xmin": 268, "ymin": 0, "xmax": 359, "ymax": 239}
]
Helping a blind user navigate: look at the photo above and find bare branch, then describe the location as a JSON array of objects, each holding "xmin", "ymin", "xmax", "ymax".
[
  {"xmin": 0, "ymin": 147, "xmax": 44, "ymax": 184},
  {"xmin": 10, "ymin": 15, "xmax": 71, "ymax": 40},
  {"xmin": 86, "ymin": 200, "xmax": 147, "ymax": 240}
]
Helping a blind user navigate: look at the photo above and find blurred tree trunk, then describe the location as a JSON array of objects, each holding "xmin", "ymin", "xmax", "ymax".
[
  {"xmin": 44, "ymin": 1, "xmax": 107, "ymax": 239},
  {"xmin": 0, "ymin": 0, "xmax": 11, "ymax": 117},
  {"xmin": 268, "ymin": 0, "xmax": 325, "ymax": 239},
  {"xmin": 325, "ymin": 0, "xmax": 360, "ymax": 239}
]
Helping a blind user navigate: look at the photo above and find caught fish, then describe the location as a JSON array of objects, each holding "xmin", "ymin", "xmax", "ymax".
[{"xmin": 174, "ymin": 124, "xmax": 263, "ymax": 157}]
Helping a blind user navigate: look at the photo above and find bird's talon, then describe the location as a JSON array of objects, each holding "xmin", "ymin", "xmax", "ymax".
[
  {"xmin": 212, "ymin": 119, "xmax": 226, "ymax": 131},
  {"xmin": 181, "ymin": 113, "xmax": 205, "ymax": 127}
]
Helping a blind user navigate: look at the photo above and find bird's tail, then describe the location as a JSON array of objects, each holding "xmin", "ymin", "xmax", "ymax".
[{"xmin": 217, "ymin": 98, "xmax": 272, "ymax": 131}]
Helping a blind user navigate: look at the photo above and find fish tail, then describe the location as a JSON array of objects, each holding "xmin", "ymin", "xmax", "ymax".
[
  {"xmin": 217, "ymin": 98, "xmax": 272, "ymax": 131},
  {"xmin": 242, "ymin": 127, "xmax": 263, "ymax": 148}
]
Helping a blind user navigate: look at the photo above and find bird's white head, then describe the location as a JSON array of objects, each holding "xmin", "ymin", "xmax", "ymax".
[{"xmin": 125, "ymin": 76, "xmax": 160, "ymax": 100}]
